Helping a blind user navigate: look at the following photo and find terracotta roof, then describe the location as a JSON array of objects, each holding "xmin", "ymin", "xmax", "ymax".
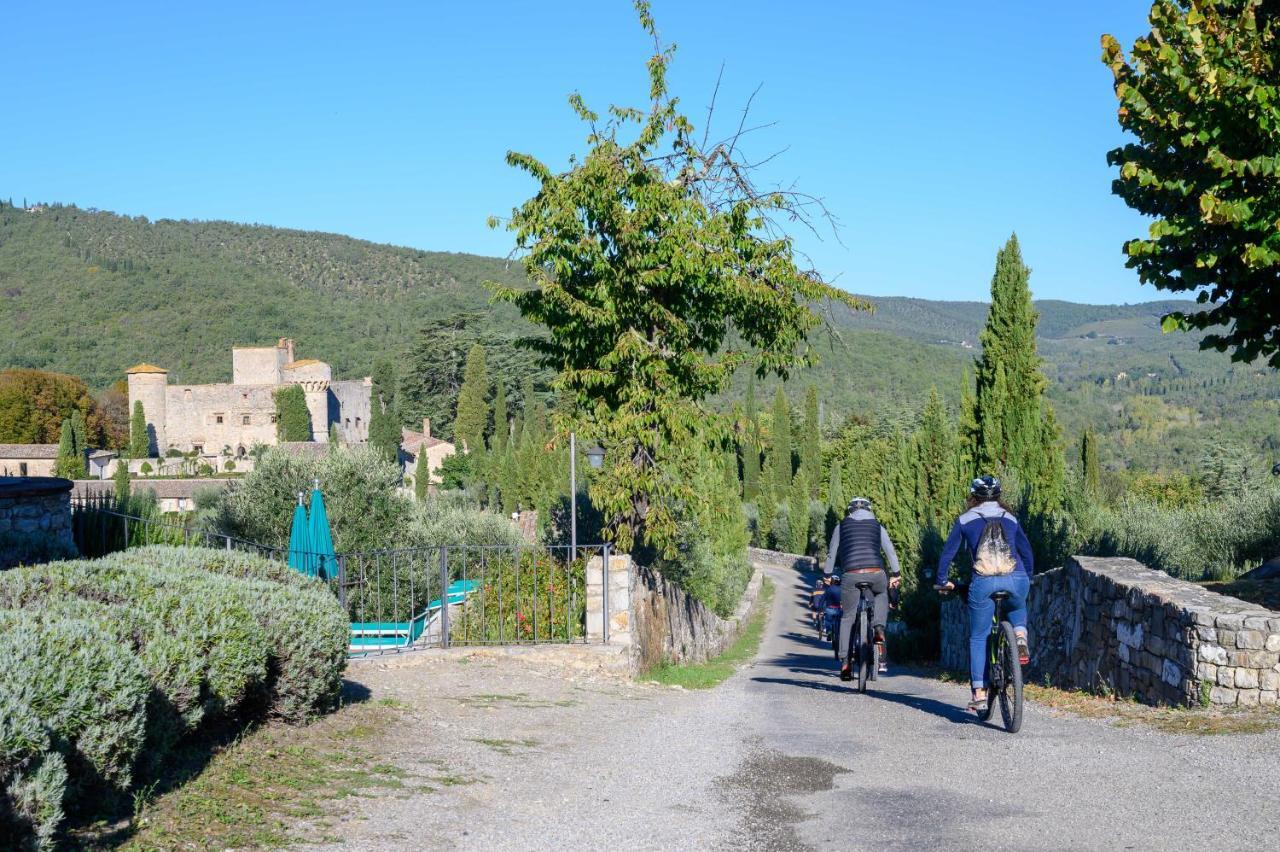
[
  {"xmin": 73, "ymin": 479, "xmax": 232, "ymax": 500},
  {"xmin": 401, "ymin": 428, "xmax": 452, "ymax": 454},
  {"xmin": 126, "ymin": 363, "xmax": 169, "ymax": 374},
  {"xmin": 0, "ymin": 444, "xmax": 59, "ymax": 459},
  {"xmin": 283, "ymin": 359, "xmax": 324, "ymax": 370}
]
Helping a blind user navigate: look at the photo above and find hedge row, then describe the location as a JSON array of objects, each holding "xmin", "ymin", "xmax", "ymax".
[{"xmin": 0, "ymin": 546, "xmax": 348, "ymax": 849}]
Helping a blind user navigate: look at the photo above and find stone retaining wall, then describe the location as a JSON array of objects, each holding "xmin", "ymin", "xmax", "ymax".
[
  {"xmin": 941, "ymin": 556, "xmax": 1280, "ymax": 707},
  {"xmin": 0, "ymin": 476, "xmax": 76, "ymax": 569},
  {"xmin": 586, "ymin": 551, "xmax": 770, "ymax": 675}
]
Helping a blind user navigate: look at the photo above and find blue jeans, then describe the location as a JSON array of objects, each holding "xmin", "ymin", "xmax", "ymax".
[{"xmin": 968, "ymin": 573, "xmax": 1030, "ymax": 688}]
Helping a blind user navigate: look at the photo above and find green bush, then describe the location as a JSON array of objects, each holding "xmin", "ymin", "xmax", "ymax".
[
  {"xmin": 0, "ymin": 547, "xmax": 349, "ymax": 848},
  {"xmin": 0, "ymin": 691, "xmax": 68, "ymax": 850},
  {"xmin": 209, "ymin": 445, "xmax": 410, "ymax": 552}
]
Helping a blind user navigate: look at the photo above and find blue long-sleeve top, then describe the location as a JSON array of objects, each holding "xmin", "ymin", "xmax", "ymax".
[{"xmin": 936, "ymin": 501, "xmax": 1034, "ymax": 585}]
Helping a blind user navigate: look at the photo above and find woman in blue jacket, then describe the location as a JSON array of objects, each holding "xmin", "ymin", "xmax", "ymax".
[{"xmin": 935, "ymin": 475, "xmax": 1033, "ymax": 713}]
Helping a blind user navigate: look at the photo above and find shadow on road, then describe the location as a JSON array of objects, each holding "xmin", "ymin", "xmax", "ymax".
[{"xmin": 750, "ymin": 675, "xmax": 978, "ymax": 725}]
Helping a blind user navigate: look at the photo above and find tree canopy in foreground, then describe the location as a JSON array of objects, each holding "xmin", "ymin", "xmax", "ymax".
[
  {"xmin": 1104, "ymin": 1, "xmax": 1280, "ymax": 367},
  {"xmin": 491, "ymin": 1, "xmax": 867, "ymax": 553}
]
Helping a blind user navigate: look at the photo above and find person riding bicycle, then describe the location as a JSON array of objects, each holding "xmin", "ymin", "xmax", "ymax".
[
  {"xmin": 935, "ymin": 475, "xmax": 1034, "ymax": 713},
  {"xmin": 809, "ymin": 580, "xmax": 827, "ymax": 626},
  {"xmin": 824, "ymin": 497, "xmax": 900, "ymax": 680}
]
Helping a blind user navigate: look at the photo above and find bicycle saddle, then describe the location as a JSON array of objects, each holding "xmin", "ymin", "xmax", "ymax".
[{"xmin": 990, "ymin": 591, "xmax": 1011, "ymax": 600}]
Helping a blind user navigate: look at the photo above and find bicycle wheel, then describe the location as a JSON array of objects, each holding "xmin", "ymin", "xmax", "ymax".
[
  {"xmin": 977, "ymin": 632, "xmax": 997, "ymax": 722},
  {"xmin": 856, "ymin": 609, "xmax": 871, "ymax": 693},
  {"xmin": 996, "ymin": 621, "xmax": 1024, "ymax": 733}
]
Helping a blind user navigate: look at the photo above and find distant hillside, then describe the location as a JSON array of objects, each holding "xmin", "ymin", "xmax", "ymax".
[
  {"xmin": 0, "ymin": 202, "xmax": 529, "ymax": 386},
  {"xmin": 1, "ymin": 201, "xmax": 1276, "ymax": 473}
]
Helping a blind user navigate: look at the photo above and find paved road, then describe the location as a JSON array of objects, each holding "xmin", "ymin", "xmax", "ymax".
[{"xmin": 315, "ymin": 560, "xmax": 1280, "ymax": 851}]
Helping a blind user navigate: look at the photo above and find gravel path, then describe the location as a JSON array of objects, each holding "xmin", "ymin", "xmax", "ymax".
[{"xmin": 306, "ymin": 562, "xmax": 1280, "ymax": 851}]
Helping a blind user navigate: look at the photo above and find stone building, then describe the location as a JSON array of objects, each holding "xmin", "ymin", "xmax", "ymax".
[
  {"xmin": 0, "ymin": 444, "xmax": 58, "ymax": 478},
  {"xmin": 127, "ymin": 338, "xmax": 371, "ymax": 458},
  {"xmin": 401, "ymin": 418, "xmax": 456, "ymax": 488}
]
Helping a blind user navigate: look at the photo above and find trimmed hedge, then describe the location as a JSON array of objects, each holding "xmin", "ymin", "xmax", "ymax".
[{"xmin": 0, "ymin": 546, "xmax": 348, "ymax": 848}]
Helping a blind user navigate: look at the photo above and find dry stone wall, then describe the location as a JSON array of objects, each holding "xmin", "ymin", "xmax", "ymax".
[
  {"xmin": 587, "ymin": 549, "xmax": 780, "ymax": 674},
  {"xmin": 941, "ymin": 555, "xmax": 1280, "ymax": 707}
]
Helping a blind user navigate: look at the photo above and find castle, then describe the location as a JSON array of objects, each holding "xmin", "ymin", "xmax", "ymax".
[{"xmin": 126, "ymin": 339, "xmax": 371, "ymax": 458}]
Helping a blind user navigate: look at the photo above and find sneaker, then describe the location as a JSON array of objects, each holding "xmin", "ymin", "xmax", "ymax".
[
  {"xmin": 967, "ymin": 697, "xmax": 988, "ymax": 714},
  {"xmin": 1016, "ymin": 636, "xmax": 1030, "ymax": 667},
  {"xmin": 840, "ymin": 664, "xmax": 852, "ymax": 682},
  {"xmin": 876, "ymin": 645, "xmax": 888, "ymax": 674}
]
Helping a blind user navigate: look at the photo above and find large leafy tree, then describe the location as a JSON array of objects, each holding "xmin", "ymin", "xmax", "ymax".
[
  {"xmin": 490, "ymin": 2, "xmax": 865, "ymax": 553},
  {"xmin": 0, "ymin": 369, "xmax": 106, "ymax": 446},
  {"xmin": 1104, "ymin": 1, "xmax": 1280, "ymax": 366}
]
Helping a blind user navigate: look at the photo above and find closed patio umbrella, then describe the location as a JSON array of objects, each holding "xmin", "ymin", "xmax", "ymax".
[
  {"xmin": 287, "ymin": 492, "xmax": 313, "ymax": 576},
  {"xmin": 308, "ymin": 479, "xmax": 337, "ymax": 581}
]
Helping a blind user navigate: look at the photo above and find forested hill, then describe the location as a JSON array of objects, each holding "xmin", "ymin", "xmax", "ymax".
[
  {"xmin": 0, "ymin": 202, "xmax": 529, "ymax": 386},
  {"xmin": 2, "ymin": 201, "xmax": 1275, "ymax": 471}
]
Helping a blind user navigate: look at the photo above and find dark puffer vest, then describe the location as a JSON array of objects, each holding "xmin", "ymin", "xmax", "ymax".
[{"xmin": 837, "ymin": 516, "xmax": 884, "ymax": 572}]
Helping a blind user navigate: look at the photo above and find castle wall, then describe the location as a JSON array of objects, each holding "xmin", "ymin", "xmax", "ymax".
[
  {"xmin": 232, "ymin": 347, "xmax": 286, "ymax": 385},
  {"xmin": 164, "ymin": 383, "xmax": 279, "ymax": 454},
  {"xmin": 330, "ymin": 379, "xmax": 372, "ymax": 443}
]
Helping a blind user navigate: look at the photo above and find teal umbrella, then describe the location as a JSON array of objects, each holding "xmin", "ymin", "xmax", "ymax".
[
  {"xmin": 308, "ymin": 479, "xmax": 337, "ymax": 581},
  {"xmin": 287, "ymin": 492, "xmax": 313, "ymax": 576}
]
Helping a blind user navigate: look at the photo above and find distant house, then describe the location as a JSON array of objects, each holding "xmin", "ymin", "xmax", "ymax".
[
  {"xmin": 0, "ymin": 444, "xmax": 59, "ymax": 477},
  {"xmin": 74, "ymin": 478, "xmax": 232, "ymax": 514},
  {"xmin": 400, "ymin": 419, "xmax": 455, "ymax": 488}
]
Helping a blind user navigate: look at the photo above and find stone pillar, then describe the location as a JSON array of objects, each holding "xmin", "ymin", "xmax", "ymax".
[
  {"xmin": 0, "ymin": 476, "xmax": 76, "ymax": 568},
  {"xmin": 299, "ymin": 380, "xmax": 330, "ymax": 442},
  {"xmin": 126, "ymin": 365, "xmax": 169, "ymax": 455},
  {"xmin": 586, "ymin": 552, "xmax": 632, "ymax": 647}
]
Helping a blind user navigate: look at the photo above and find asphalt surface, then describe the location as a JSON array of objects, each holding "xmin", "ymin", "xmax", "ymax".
[{"xmin": 312, "ymin": 561, "xmax": 1280, "ymax": 851}]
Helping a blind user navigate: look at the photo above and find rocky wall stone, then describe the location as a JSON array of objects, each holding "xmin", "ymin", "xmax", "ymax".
[
  {"xmin": 0, "ymin": 476, "xmax": 76, "ymax": 569},
  {"xmin": 940, "ymin": 555, "xmax": 1280, "ymax": 707}
]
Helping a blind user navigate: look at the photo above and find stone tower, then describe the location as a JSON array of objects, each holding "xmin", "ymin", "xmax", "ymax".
[
  {"xmin": 300, "ymin": 381, "xmax": 330, "ymax": 443},
  {"xmin": 126, "ymin": 363, "xmax": 169, "ymax": 456}
]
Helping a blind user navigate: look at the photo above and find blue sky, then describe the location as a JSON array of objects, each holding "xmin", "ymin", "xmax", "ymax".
[{"xmin": 4, "ymin": 1, "xmax": 1156, "ymax": 304}]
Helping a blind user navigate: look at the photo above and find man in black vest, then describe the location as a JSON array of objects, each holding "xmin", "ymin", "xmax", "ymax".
[{"xmin": 824, "ymin": 497, "xmax": 901, "ymax": 680}]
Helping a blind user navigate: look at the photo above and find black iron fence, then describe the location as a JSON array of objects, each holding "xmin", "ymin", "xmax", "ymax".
[{"xmin": 70, "ymin": 499, "xmax": 608, "ymax": 656}]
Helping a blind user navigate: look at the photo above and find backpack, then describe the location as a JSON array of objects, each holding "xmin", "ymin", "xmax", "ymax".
[{"xmin": 973, "ymin": 516, "xmax": 1017, "ymax": 577}]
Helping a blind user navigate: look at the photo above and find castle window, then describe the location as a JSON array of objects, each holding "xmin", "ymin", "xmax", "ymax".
[
  {"xmin": 215, "ymin": 414, "xmax": 224, "ymax": 425},
  {"xmin": 345, "ymin": 418, "xmax": 350, "ymax": 429},
  {"xmin": 270, "ymin": 414, "xmax": 278, "ymax": 424},
  {"xmin": 19, "ymin": 463, "xmax": 27, "ymax": 477},
  {"xmin": 355, "ymin": 417, "xmax": 362, "ymax": 430},
  {"xmin": 193, "ymin": 445, "xmax": 203, "ymax": 455},
  {"xmin": 242, "ymin": 415, "xmax": 251, "ymax": 426},
  {"xmin": 184, "ymin": 389, "xmax": 193, "ymax": 403},
  {"xmin": 241, "ymin": 393, "xmax": 249, "ymax": 401}
]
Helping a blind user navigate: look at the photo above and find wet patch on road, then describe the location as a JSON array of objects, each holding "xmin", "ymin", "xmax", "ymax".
[{"xmin": 719, "ymin": 744, "xmax": 849, "ymax": 850}]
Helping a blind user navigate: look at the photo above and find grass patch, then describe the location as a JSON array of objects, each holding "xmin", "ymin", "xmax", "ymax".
[
  {"xmin": 1022, "ymin": 684, "xmax": 1280, "ymax": 736},
  {"xmin": 466, "ymin": 737, "xmax": 540, "ymax": 755},
  {"xmin": 450, "ymin": 692, "xmax": 577, "ymax": 709},
  {"xmin": 95, "ymin": 702, "xmax": 417, "ymax": 850},
  {"xmin": 1202, "ymin": 577, "xmax": 1280, "ymax": 611},
  {"xmin": 644, "ymin": 577, "xmax": 774, "ymax": 689}
]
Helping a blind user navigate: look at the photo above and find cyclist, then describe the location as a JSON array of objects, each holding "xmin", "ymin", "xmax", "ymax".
[
  {"xmin": 935, "ymin": 475, "xmax": 1034, "ymax": 713},
  {"xmin": 809, "ymin": 579, "xmax": 828, "ymax": 627},
  {"xmin": 824, "ymin": 497, "xmax": 900, "ymax": 680}
]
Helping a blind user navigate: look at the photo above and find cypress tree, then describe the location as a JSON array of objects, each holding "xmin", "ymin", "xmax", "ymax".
[
  {"xmin": 273, "ymin": 385, "xmax": 312, "ymax": 442},
  {"xmin": 54, "ymin": 419, "xmax": 81, "ymax": 479},
  {"xmin": 1080, "ymin": 428, "xmax": 1101, "ymax": 497},
  {"xmin": 741, "ymin": 377, "xmax": 761, "ymax": 502},
  {"xmin": 972, "ymin": 235, "xmax": 1065, "ymax": 510},
  {"xmin": 112, "ymin": 455, "xmax": 131, "ymax": 511},
  {"xmin": 369, "ymin": 360, "xmax": 402, "ymax": 462},
  {"xmin": 787, "ymin": 467, "xmax": 810, "ymax": 555},
  {"xmin": 768, "ymin": 387, "xmax": 793, "ymax": 498},
  {"xmin": 414, "ymin": 447, "xmax": 430, "ymax": 500},
  {"xmin": 801, "ymin": 386, "xmax": 821, "ymax": 498},
  {"xmin": 491, "ymin": 382, "xmax": 509, "ymax": 454},
  {"xmin": 129, "ymin": 400, "xmax": 150, "ymax": 459},
  {"xmin": 454, "ymin": 344, "xmax": 490, "ymax": 453},
  {"xmin": 70, "ymin": 409, "xmax": 87, "ymax": 456},
  {"xmin": 917, "ymin": 387, "xmax": 960, "ymax": 522}
]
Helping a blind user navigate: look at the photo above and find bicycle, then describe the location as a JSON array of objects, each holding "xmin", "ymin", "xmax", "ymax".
[
  {"xmin": 843, "ymin": 580, "xmax": 879, "ymax": 694},
  {"xmin": 940, "ymin": 585, "xmax": 1024, "ymax": 733}
]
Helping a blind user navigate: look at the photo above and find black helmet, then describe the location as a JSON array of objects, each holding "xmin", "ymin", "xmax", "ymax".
[
  {"xmin": 847, "ymin": 496, "xmax": 872, "ymax": 512},
  {"xmin": 970, "ymin": 475, "xmax": 1001, "ymax": 500}
]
